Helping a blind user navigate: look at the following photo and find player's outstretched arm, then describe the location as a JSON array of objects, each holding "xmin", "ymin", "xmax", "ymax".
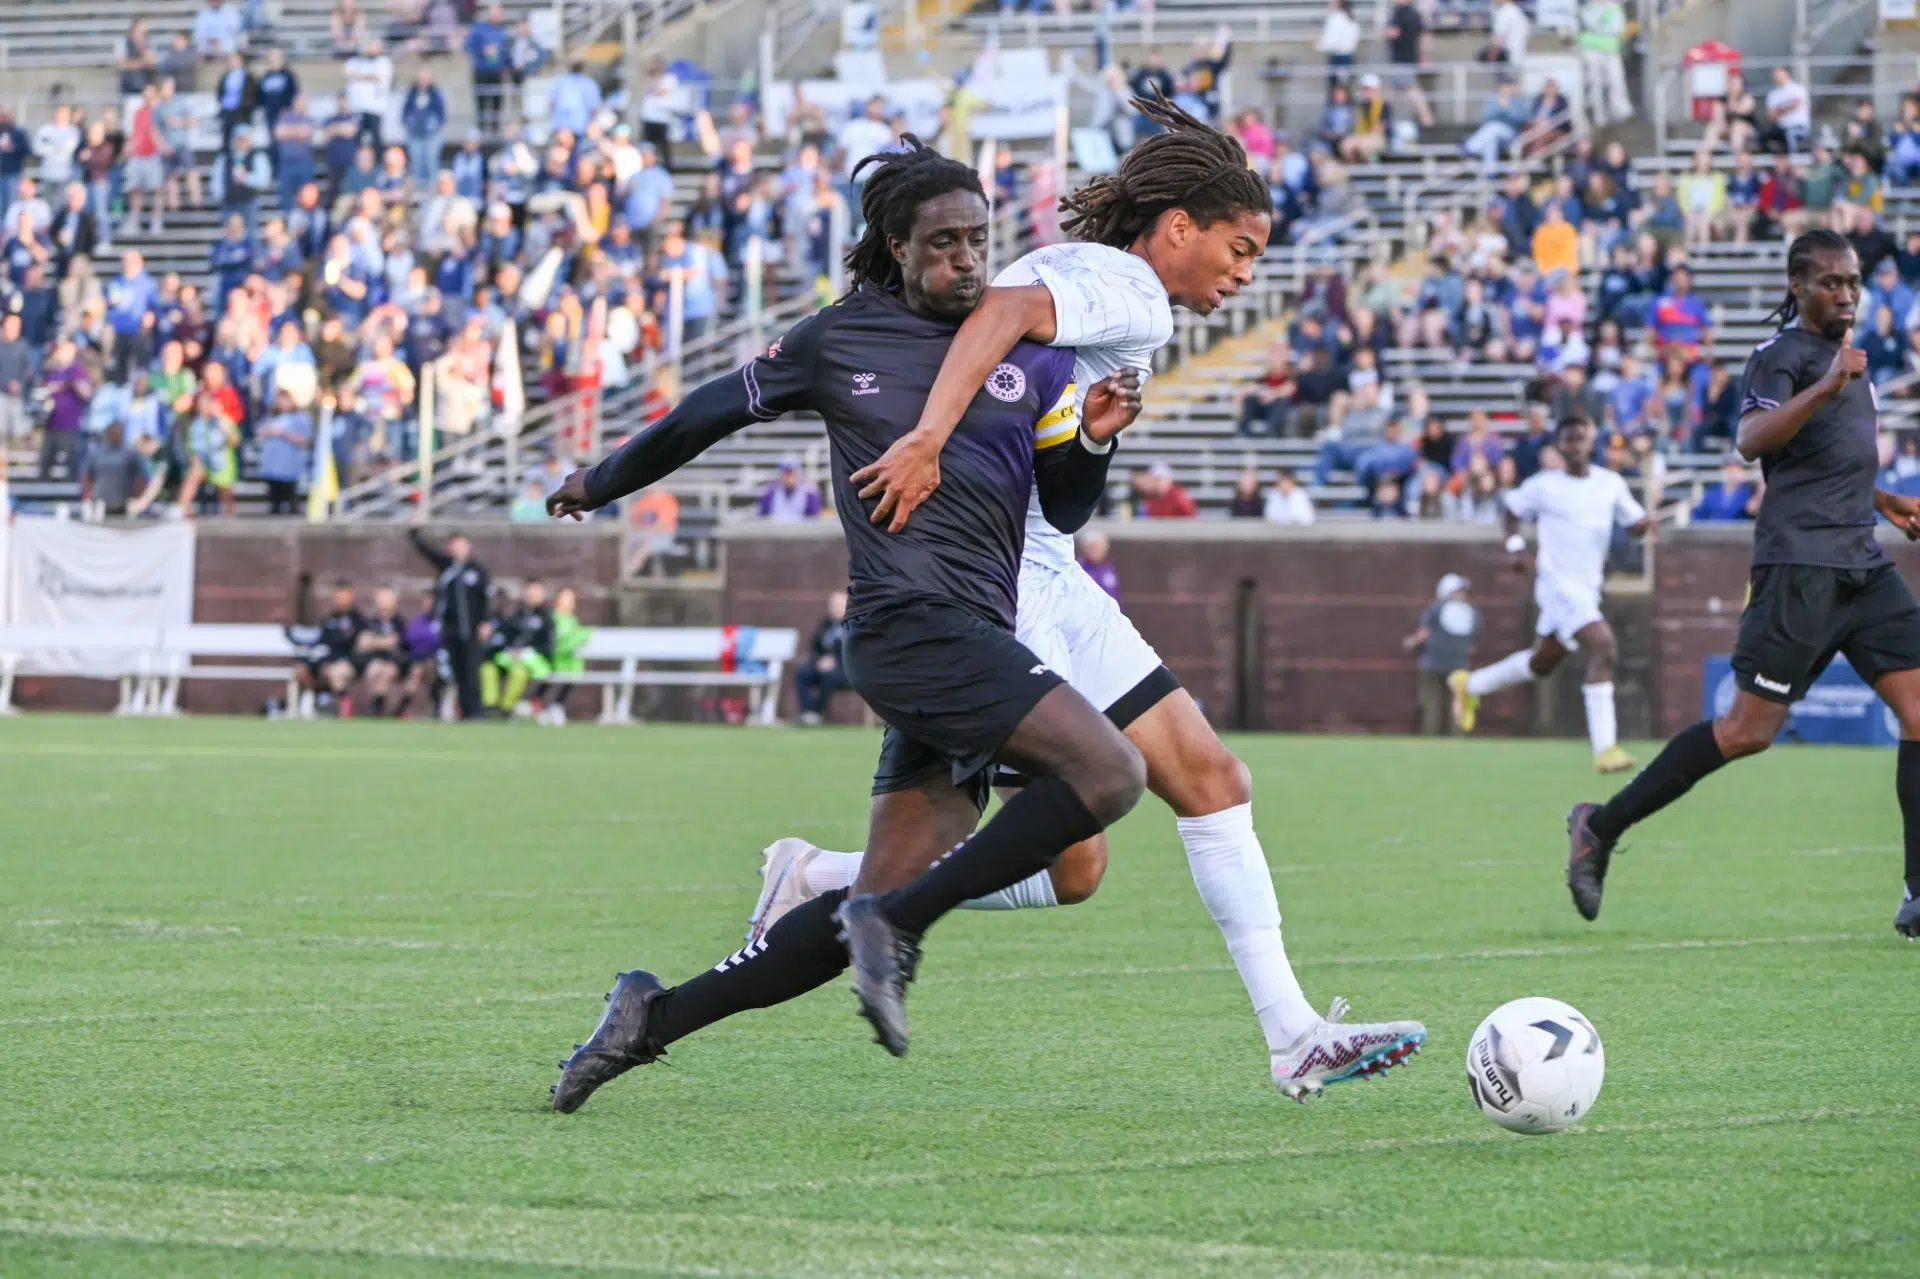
[
  {"xmin": 551, "ymin": 314, "xmax": 826, "ymax": 518},
  {"xmin": 1737, "ymin": 331, "xmax": 1863, "ymax": 461},
  {"xmin": 852, "ymin": 285, "xmax": 1059, "ymax": 532},
  {"xmin": 407, "ymin": 526, "xmax": 450, "ymax": 567},
  {"xmin": 548, "ymin": 375, "xmax": 762, "ymax": 518}
]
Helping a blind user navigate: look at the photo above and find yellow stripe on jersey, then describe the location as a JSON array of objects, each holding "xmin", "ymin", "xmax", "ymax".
[{"xmin": 1033, "ymin": 383, "xmax": 1078, "ymax": 450}]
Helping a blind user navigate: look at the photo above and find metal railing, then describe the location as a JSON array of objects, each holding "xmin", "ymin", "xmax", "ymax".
[{"xmin": 1649, "ymin": 53, "xmax": 1895, "ymax": 155}]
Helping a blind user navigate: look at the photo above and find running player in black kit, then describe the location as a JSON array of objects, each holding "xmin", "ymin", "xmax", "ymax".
[
  {"xmin": 543, "ymin": 142, "xmax": 1150, "ymax": 1111},
  {"xmin": 1567, "ymin": 230, "xmax": 1920, "ymax": 937}
]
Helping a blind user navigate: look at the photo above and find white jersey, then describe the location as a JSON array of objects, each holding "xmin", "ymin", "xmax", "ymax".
[
  {"xmin": 1503, "ymin": 466, "xmax": 1645, "ymax": 594},
  {"xmin": 992, "ymin": 243, "xmax": 1175, "ymax": 571}
]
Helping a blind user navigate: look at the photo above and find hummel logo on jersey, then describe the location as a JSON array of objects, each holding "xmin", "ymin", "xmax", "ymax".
[
  {"xmin": 1754, "ymin": 675, "xmax": 1791, "ymax": 694},
  {"xmin": 852, "ymin": 372, "xmax": 878, "ymax": 395},
  {"xmin": 1030, "ymin": 663, "xmax": 1051, "ymax": 675}
]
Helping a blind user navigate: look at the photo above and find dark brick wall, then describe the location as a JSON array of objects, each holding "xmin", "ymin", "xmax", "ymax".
[{"xmin": 24, "ymin": 520, "xmax": 1920, "ymax": 735}]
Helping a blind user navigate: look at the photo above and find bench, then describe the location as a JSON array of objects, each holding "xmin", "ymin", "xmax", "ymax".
[
  {"xmin": 0, "ymin": 625, "xmax": 163, "ymax": 715},
  {"xmin": 572, "ymin": 627, "xmax": 800, "ymax": 725},
  {"xmin": 0, "ymin": 623, "xmax": 800, "ymax": 723},
  {"xmin": 146, "ymin": 624, "xmax": 303, "ymax": 717}
]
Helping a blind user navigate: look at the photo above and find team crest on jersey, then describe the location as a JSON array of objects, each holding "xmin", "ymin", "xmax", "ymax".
[
  {"xmin": 766, "ymin": 337, "xmax": 783, "ymax": 358},
  {"xmin": 985, "ymin": 363, "xmax": 1027, "ymax": 403}
]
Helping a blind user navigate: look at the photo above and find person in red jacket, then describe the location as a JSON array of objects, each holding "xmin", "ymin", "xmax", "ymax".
[{"xmin": 1141, "ymin": 461, "xmax": 1198, "ymax": 518}]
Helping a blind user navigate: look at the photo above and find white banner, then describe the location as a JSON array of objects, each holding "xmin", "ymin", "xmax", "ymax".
[{"xmin": 6, "ymin": 520, "xmax": 196, "ymax": 673}]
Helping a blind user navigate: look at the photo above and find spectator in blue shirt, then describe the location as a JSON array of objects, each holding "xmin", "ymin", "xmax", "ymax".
[
  {"xmin": 322, "ymin": 93, "xmax": 360, "ymax": 199},
  {"xmin": 1866, "ymin": 256, "xmax": 1913, "ymax": 334},
  {"xmin": 466, "ymin": 4, "xmax": 511, "ymax": 135},
  {"xmin": 1651, "ymin": 267, "xmax": 1710, "ymax": 350},
  {"xmin": 1692, "ymin": 460, "xmax": 1757, "ymax": 522},
  {"xmin": 256, "ymin": 388, "xmax": 312, "ymax": 513},
  {"xmin": 658, "ymin": 219, "xmax": 717, "ymax": 341},
  {"xmin": 1864, "ymin": 303, "xmax": 1912, "ymax": 387},
  {"xmin": 450, "ymin": 130, "xmax": 487, "ymax": 201},
  {"xmin": 1607, "ymin": 352, "xmax": 1653, "ymax": 434},
  {"xmin": 215, "ymin": 50, "xmax": 256, "ymax": 165},
  {"xmin": 401, "ymin": 68, "xmax": 448, "ymax": 188},
  {"xmin": 105, "ymin": 248, "xmax": 158, "ymax": 338},
  {"xmin": 622, "ymin": 142, "xmax": 674, "ymax": 232},
  {"xmin": 273, "ymin": 93, "xmax": 319, "ymax": 214},
  {"xmin": 547, "ymin": 62, "xmax": 602, "ymax": 138},
  {"xmin": 207, "ymin": 212, "xmax": 256, "ymax": 310},
  {"xmin": 256, "ymin": 47, "xmax": 299, "ymax": 166}
]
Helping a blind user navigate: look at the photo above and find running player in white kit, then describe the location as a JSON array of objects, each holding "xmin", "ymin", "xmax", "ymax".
[
  {"xmin": 1449, "ymin": 415, "xmax": 1654, "ymax": 772},
  {"xmin": 750, "ymin": 94, "xmax": 1427, "ymax": 1100}
]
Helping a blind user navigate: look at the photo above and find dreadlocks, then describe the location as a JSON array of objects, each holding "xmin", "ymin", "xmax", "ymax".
[
  {"xmin": 1763, "ymin": 228, "xmax": 1854, "ymax": 328},
  {"xmin": 841, "ymin": 138, "xmax": 984, "ymax": 295},
  {"xmin": 1058, "ymin": 92, "xmax": 1272, "ymax": 248}
]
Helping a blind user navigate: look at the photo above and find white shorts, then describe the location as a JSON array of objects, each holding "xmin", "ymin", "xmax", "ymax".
[
  {"xmin": 1534, "ymin": 574, "xmax": 1605, "ymax": 647},
  {"xmin": 1014, "ymin": 558, "xmax": 1163, "ymax": 715}
]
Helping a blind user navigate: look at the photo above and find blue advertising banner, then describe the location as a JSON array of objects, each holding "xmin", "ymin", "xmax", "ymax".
[{"xmin": 1703, "ymin": 656, "xmax": 1900, "ymax": 747}]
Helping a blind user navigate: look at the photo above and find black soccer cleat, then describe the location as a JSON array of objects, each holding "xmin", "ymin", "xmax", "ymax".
[
  {"xmin": 1565, "ymin": 802, "xmax": 1619, "ymax": 923},
  {"xmin": 836, "ymin": 894, "xmax": 918, "ymax": 1058},
  {"xmin": 551, "ymin": 969, "xmax": 668, "ymax": 1114},
  {"xmin": 1896, "ymin": 891, "xmax": 1920, "ymax": 940}
]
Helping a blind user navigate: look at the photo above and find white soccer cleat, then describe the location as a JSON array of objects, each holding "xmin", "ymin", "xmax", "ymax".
[
  {"xmin": 1271, "ymin": 997, "xmax": 1428, "ymax": 1102},
  {"xmin": 745, "ymin": 837, "xmax": 821, "ymax": 945}
]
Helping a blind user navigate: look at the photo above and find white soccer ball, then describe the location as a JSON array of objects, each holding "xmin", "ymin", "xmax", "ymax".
[{"xmin": 1466, "ymin": 997, "xmax": 1605, "ymax": 1134}]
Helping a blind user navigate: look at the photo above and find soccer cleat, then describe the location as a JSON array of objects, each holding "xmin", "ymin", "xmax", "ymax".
[
  {"xmin": 1593, "ymin": 746, "xmax": 1638, "ymax": 774},
  {"xmin": 1271, "ymin": 997, "xmax": 1427, "ymax": 1101},
  {"xmin": 551, "ymin": 969, "xmax": 668, "ymax": 1114},
  {"xmin": 746, "ymin": 837, "xmax": 821, "ymax": 945},
  {"xmin": 836, "ymin": 894, "xmax": 917, "ymax": 1058},
  {"xmin": 1448, "ymin": 669, "xmax": 1478, "ymax": 733},
  {"xmin": 1566, "ymin": 802, "xmax": 1619, "ymax": 922},
  {"xmin": 1896, "ymin": 890, "xmax": 1920, "ymax": 940}
]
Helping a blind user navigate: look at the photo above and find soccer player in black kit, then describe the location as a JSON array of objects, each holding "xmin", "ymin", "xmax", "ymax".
[
  {"xmin": 1567, "ymin": 230, "xmax": 1920, "ymax": 937},
  {"xmin": 543, "ymin": 142, "xmax": 1150, "ymax": 1111}
]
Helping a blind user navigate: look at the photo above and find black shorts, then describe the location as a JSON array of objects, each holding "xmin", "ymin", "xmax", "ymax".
[
  {"xmin": 995, "ymin": 664, "xmax": 1182, "ymax": 790},
  {"xmin": 844, "ymin": 599, "xmax": 1064, "ymax": 810},
  {"xmin": 356, "ymin": 651, "xmax": 410, "ymax": 676},
  {"xmin": 305, "ymin": 653, "xmax": 354, "ymax": 680},
  {"xmin": 1732, "ymin": 562, "xmax": 1920, "ymax": 704}
]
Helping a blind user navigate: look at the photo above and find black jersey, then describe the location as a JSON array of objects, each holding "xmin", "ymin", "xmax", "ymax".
[
  {"xmin": 316, "ymin": 608, "xmax": 364, "ymax": 660},
  {"xmin": 1738, "ymin": 326, "xmax": 1885, "ymax": 569},
  {"xmin": 501, "ymin": 605, "xmax": 555, "ymax": 659},
  {"xmin": 583, "ymin": 286, "xmax": 1115, "ymax": 629}
]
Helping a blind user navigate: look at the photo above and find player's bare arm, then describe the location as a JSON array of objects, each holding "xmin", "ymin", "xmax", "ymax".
[
  {"xmin": 1875, "ymin": 488, "xmax": 1920, "ymax": 539},
  {"xmin": 851, "ymin": 284, "xmax": 1059, "ymax": 532},
  {"xmin": 1737, "ymin": 331, "xmax": 1863, "ymax": 461}
]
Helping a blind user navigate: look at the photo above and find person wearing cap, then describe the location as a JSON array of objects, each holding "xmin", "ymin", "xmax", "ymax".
[
  {"xmin": 758, "ymin": 458, "xmax": 823, "ymax": 521},
  {"xmin": 1338, "ymin": 75, "xmax": 1392, "ymax": 164},
  {"xmin": 1404, "ymin": 575, "xmax": 1478, "ymax": 735}
]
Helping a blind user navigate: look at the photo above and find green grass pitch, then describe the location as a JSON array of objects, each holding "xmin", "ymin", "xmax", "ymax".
[{"xmin": 0, "ymin": 717, "xmax": 1914, "ymax": 1278}]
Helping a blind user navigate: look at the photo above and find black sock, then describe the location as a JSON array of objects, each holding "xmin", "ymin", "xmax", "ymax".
[
  {"xmin": 1589, "ymin": 720, "xmax": 1728, "ymax": 843},
  {"xmin": 1898, "ymin": 742, "xmax": 1920, "ymax": 898},
  {"xmin": 371, "ymin": 695, "xmax": 387, "ymax": 716},
  {"xmin": 879, "ymin": 776, "xmax": 1102, "ymax": 937},
  {"xmin": 647, "ymin": 889, "xmax": 850, "ymax": 1048}
]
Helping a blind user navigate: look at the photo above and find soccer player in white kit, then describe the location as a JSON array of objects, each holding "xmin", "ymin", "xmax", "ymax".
[
  {"xmin": 1449, "ymin": 415, "xmax": 1654, "ymax": 772},
  {"xmin": 750, "ymin": 95, "xmax": 1427, "ymax": 1100}
]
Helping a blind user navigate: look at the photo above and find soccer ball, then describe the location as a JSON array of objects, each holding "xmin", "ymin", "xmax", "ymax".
[{"xmin": 1466, "ymin": 997, "xmax": 1605, "ymax": 1134}]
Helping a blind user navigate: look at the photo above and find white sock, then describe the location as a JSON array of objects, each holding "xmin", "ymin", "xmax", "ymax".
[
  {"xmin": 797, "ymin": 848, "xmax": 1059, "ymax": 910},
  {"xmin": 961, "ymin": 870, "xmax": 1060, "ymax": 910},
  {"xmin": 1465, "ymin": 648, "xmax": 1539, "ymax": 698},
  {"xmin": 1583, "ymin": 681, "xmax": 1618, "ymax": 755},
  {"xmin": 801, "ymin": 850, "xmax": 860, "ymax": 896},
  {"xmin": 1176, "ymin": 804, "xmax": 1319, "ymax": 1051}
]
